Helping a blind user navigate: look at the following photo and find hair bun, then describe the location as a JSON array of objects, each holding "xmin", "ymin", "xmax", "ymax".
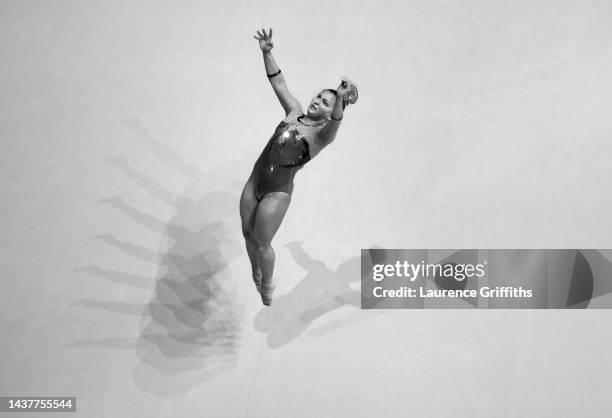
[{"xmin": 343, "ymin": 84, "xmax": 358, "ymax": 107}]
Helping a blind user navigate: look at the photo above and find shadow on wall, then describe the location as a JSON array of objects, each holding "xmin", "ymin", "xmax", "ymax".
[{"xmin": 71, "ymin": 119, "xmax": 247, "ymax": 398}]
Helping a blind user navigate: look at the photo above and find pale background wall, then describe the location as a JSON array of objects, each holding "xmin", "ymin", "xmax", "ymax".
[{"xmin": 1, "ymin": 1, "xmax": 612, "ymax": 417}]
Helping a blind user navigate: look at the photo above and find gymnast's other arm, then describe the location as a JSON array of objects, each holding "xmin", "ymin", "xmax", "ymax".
[
  {"xmin": 253, "ymin": 28, "xmax": 302, "ymax": 115},
  {"xmin": 316, "ymin": 80, "xmax": 353, "ymax": 146}
]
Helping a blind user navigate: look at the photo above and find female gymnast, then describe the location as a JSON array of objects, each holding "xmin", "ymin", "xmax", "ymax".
[{"xmin": 240, "ymin": 28, "xmax": 357, "ymax": 306}]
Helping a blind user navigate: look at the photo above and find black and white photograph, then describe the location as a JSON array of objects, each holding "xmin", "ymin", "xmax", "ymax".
[{"xmin": 2, "ymin": 0, "xmax": 612, "ymax": 416}]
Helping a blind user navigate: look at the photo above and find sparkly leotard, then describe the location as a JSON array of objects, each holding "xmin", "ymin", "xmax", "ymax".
[{"xmin": 252, "ymin": 111, "xmax": 324, "ymax": 200}]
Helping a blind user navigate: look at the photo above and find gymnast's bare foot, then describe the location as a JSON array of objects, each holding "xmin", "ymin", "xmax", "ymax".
[{"xmin": 260, "ymin": 280, "xmax": 275, "ymax": 306}]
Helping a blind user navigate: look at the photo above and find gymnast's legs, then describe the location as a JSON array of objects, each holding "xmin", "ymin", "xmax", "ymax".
[{"xmin": 240, "ymin": 177, "xmax": 291, "ymax": 305}]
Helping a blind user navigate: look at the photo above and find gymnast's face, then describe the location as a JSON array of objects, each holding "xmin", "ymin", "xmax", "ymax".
[{"xmin": 306, "ymin": 90, "xmax": 337, "ymax": 120}]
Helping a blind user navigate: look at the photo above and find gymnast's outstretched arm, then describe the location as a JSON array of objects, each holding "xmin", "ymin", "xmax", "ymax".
[{"xmin": 253, "ymin": 28, "xmax": 302, "ymax": 115}]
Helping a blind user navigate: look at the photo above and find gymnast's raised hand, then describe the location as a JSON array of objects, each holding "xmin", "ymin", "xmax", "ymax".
[{"xmin": 253, "ymin": 28, "xmax": 274, "ymax": 52}]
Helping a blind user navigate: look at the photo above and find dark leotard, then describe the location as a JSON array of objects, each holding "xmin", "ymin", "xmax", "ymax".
[{"xmin": 251, "ymin": 111, "xmax": 324, "ymax": 201}]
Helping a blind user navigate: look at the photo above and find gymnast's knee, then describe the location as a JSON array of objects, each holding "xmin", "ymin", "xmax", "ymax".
[{"xmin": 255, "ymin": 242, "xmax": 273, "ymax": 255}]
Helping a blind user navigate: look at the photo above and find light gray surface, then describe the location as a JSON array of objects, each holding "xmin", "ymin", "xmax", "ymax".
[{"xmin": 2, "ymin": 1, "xmax": 612, "ymax": 417}]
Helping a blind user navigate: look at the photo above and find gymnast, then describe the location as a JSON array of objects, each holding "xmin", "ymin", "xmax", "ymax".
[{"xmin": 239, "ymin": 28, "xmax": 358, "ymax": 306}]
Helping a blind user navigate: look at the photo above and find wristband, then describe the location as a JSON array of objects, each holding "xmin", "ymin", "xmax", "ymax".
[
  {"xmin": 331, "ymin": 114, "xmax": 343, "ymax": 121},
  {"xmin": 267, "ymin": 69, "xmax": 281, "ymax": 79}
]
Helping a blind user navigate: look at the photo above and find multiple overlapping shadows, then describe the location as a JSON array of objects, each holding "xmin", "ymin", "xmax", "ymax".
[
  {"xmin": 72, "ymin": 120, "xmax": 246, "ymax": 397},
  {"xmin": 71, "ymin": 120, "xmax": 404, "ymax": 394}
]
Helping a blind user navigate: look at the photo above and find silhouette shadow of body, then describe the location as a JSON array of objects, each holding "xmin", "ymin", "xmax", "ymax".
[{"xmin": 253, "ymin": 242, "xmax": 385, "ymax": 348}]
